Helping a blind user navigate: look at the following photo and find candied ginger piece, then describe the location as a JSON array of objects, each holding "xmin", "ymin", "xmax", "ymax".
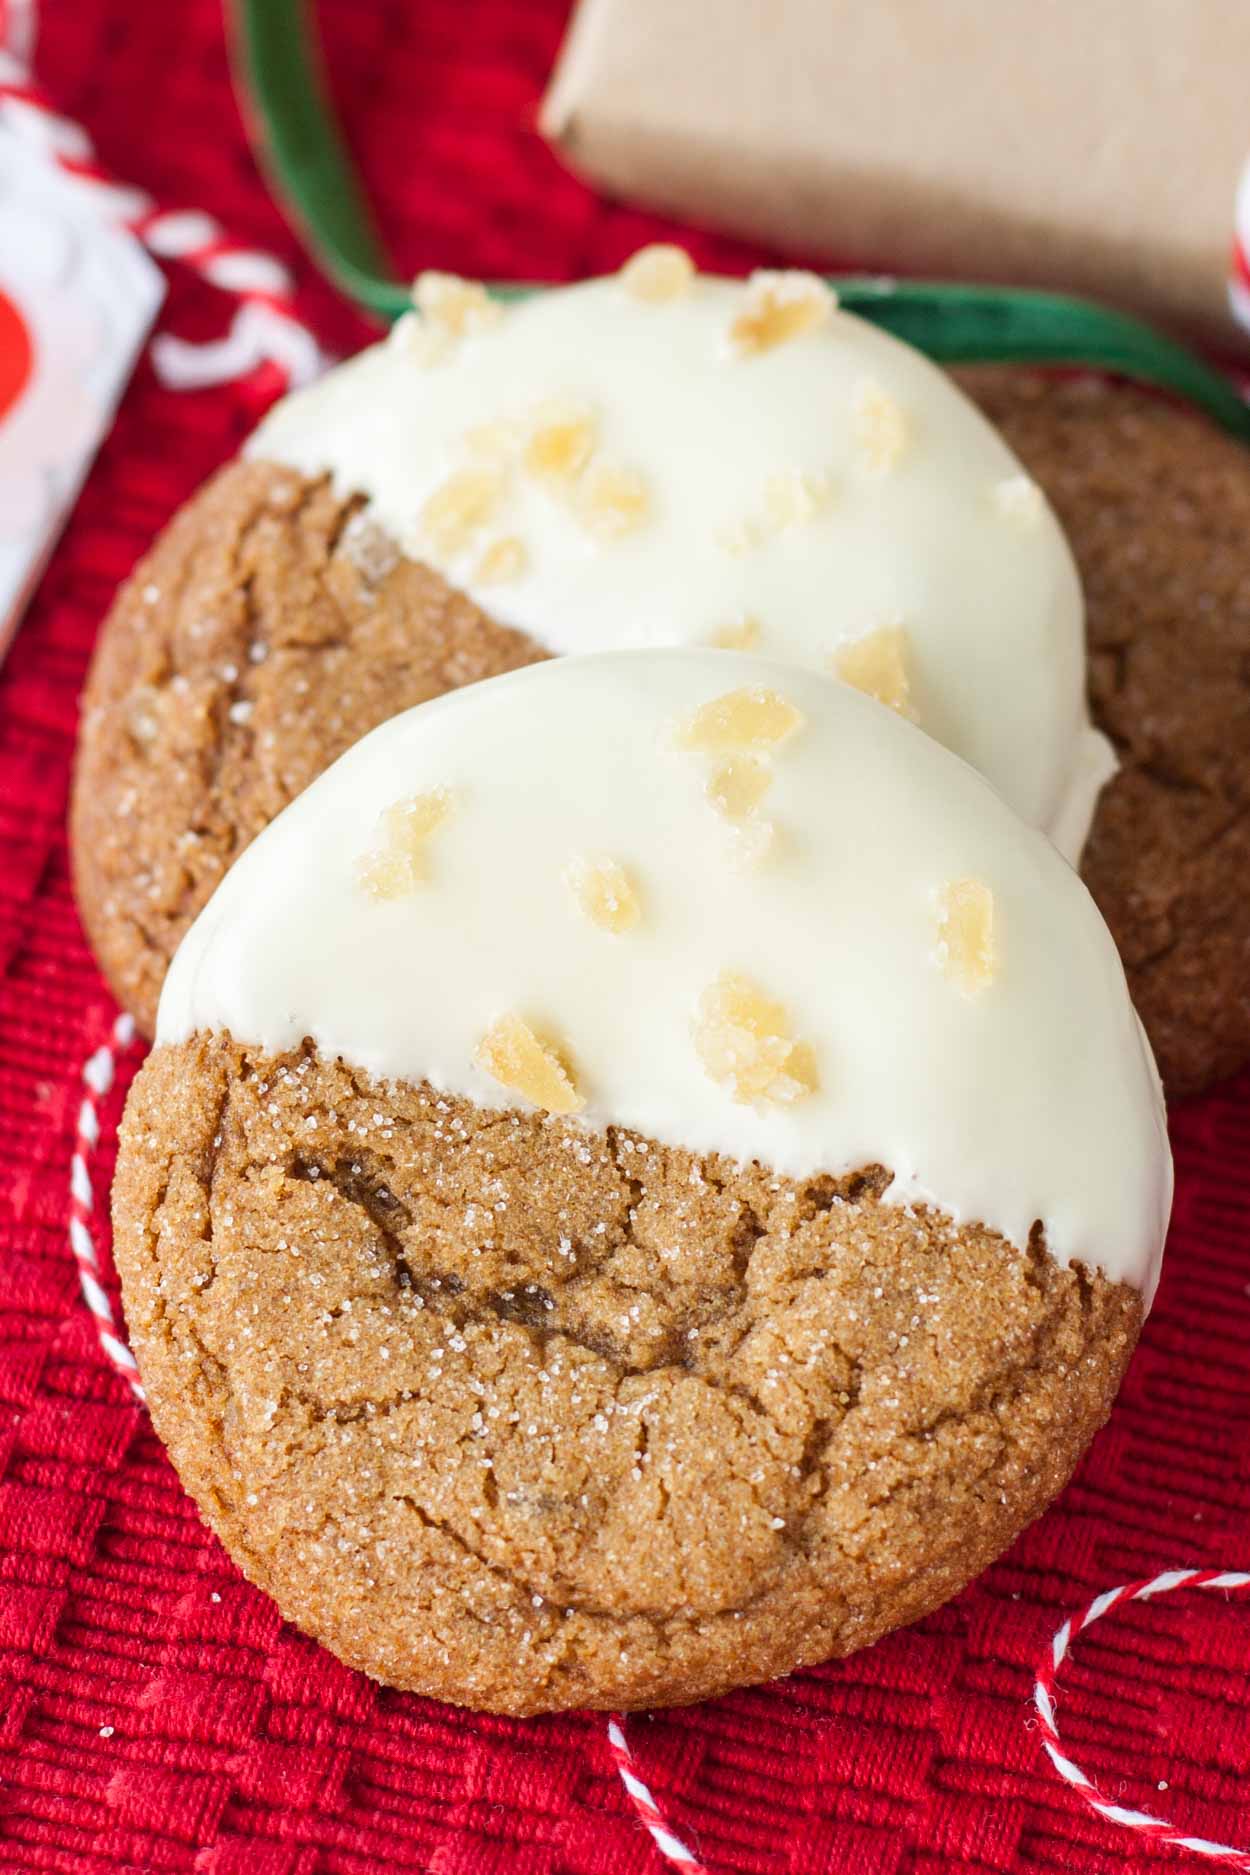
[
  {"xmin": 832, "ymin": 626, "xmax": 918, "ymax": 720},
  {"xmin": 463, "ymin": 420, "xmax": 518, "ymax": 463},
  {"xmin": 763, "ymin": 468, "xmax": 833, "ymax": 531},
  {"xmin": 576, "ymin": 462, "xmax": 651, "ymax": 539},
  {"xmin": 707, "ymin": 754, "xmax": 772, "ymax": 820},
  {"xmin": 692, "ymin": 971, "xmax": 819, "ymax": 1105},
  {"xmin": 565, "ymin": 856, "xmax": 642, "ymax": 933},
  {"xmin": 936, "ymin": 878, "xmax": 996, "ymax": 993},
  {"xmin": 730, "ymin": 817, "xmax": 778, "ymax": 870},
  {"xmin": 854, "ymin": 380, "xmax": 910, "ymax": 473},
  {"xmin": 357, "ymin": 789, "xmax": 451, "ymax": 899},
  {"xmin": 729, "ymin": 270, "xmax": 835, "ymax": 355},
  {"xmin": 473, "ymin": 535, "xmax": 528, "ymax": 585},
  {"xmin": 413, "ymin": 270, "xmax": 502, "ymax": 337},
  {"xmin": 620, "ymin": 244, "xmax": 696, "ymax": 302},
  {"xmin": 994, "ymin": 474, "xmax": 1045, "ymax": 525},
  {"xmin": 715, "ymin": 516, "xmax": 764, "ymax": 558},
  {"xmin": 677, "ymin": 686, "xmax": 804, "ymax": 752},
  {"xmin": 389, "ymin": 309, "xmax": 450, "ymax": 368},
  {"xmin": 524, "ymin": 402, "xmax": 598, "ymax": 484},
  {"xmin": 419, "ymin": 468, "xmax": 505, "ymax": 559},
  {"xmin": 708, "ymin": 615, "xmax": 761, "ymax": 651},
  {"xmin": 476, "ymin": 1014, "xmax": 584, "ymax": 1115}
]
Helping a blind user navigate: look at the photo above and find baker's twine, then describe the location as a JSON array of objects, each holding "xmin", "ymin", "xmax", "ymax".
[
  {"xmin": 0, "ymin": 0, "xmax": 325, "ymax": 391},
  {"xmin": 69, "ymin": 1020, "xmax": 1250, "ymax": 1871}
]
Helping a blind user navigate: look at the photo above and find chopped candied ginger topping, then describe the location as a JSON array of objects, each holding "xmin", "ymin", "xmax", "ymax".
[
  {"xmin": 414, "ymin": 271, "xmax": 502, "ymax": 336},
  {"xmin": 565, "ymin": 855, "xmax": 642, "ymax": 933},
  {"xmin": 576, "ymin": 461, "xmax": 651, "ymax": 538},
  {"xmin": 854, "ymin": 380, "xmax": 910, "ymax": 473},
  {"xmin": 395, "ymin": 273, "xmax": 502, "ymax": 365},
  {"xmin": 463, "ymin": 420, "xmax": 518, "ymax": 463},
  {"xmin": 692, "ymin": 971, "xmax": 818, "ymax": 1105},
  {"xmin": 715, "ymin": 517, "xmax": 763, "ymax": 558},
  {"xmin": 832, "ymin": 625, "xmax": 918, "ymax": 720},
  {"xmin": 728, "ymin": 270, "xmax": 835, "ymax": 355},
  {"xmin": 708, "ymin": 615, "xmax": 761, "ymax": 651},
  {"xmin": 475, "ymin": 1014, "xmax": 584, "ymax": 1115},
  {"xmin": 358, "ymin": 789, "xmax": 452, "ymax": 899},
  {"xmin": 473, "ymin": 535, "xmax": 528, "ymax": 585},
  {"xmin": 523, "ymin": 402, "xmax": 598, "ymax": 484},
  {"xmin": 936, "ymin": 878, "xmax": 996, "ymax": 993},
  {"xmin": 677, "ymin": 686, "xmax": 805, "ymax": 752},
  {"xmin": 994, "ymin": 473, "xmax": 1045, "ymax": 525},
  {"xmin": 763, "ymin": 468, "xmax": 834, "ymax": 531},
  {"xmin": 730, "ymin": 816, "xmax": 778, "ymax": 870},
  {"xmin": 419, "ymin": 468, "xmax": 505, "ymax": 559},
  {"xmin": 620, "ymin": 244, "xmax": 696, "ymax": 302},
  {"xmin": 706, "ymin": 754, "xmax": 772, "ymax": 821}
]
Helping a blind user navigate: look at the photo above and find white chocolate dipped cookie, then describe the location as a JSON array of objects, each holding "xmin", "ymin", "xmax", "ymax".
[
  {"xmin": 112, "ymin": 651, "xmax": 1171, "ymax": 1714},
  {"xmin": 254, "ymin": 268, "xmax": 1109, "ymax": 856},
  {"xmin": 74, "ymin": 260, "xmax": 1113, "ymax": 1039}
]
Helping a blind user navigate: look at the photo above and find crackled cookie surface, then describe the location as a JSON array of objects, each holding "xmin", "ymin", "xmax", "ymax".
[
  {"xmin": 114, "ymin": 652, "xmax": 1171, "ymax": 1713},
  {"xmin": 957, "ymin": 368, "xmax": 1250, "ymax": 1096},
  {"xmin": 74, "ymin": 261, "xmax": 1109, "ymax": 1036}
]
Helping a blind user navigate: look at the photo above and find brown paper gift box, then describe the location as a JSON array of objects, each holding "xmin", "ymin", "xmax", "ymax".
[{"xmin": 542, "ymin": 0, "xmax": 1250, "ymax": 350}]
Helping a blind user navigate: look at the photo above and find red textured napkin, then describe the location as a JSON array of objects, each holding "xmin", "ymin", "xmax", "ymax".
[{"xmin": 1, "ymin": 3, "xmax": 1248, "ymax": 1871}]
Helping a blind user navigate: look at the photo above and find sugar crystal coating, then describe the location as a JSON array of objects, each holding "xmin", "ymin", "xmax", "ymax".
[
  {"xmin": 475, "ymin": 1014, "xmax": 584, "ymax": 1115},
  {"xmin": 936, "ymin": 878, "xmax": 996, "ymax": 993},
  {"xmin": 728, "ymin": 270, "xmax": 836, "ymax": 355},
  {"xmin": 832, "ymin": 626, "xmax": 918, "ymax": 720},
  {"xmin": 620, "ymin": 244, "xmax": 696, "ymax": 302},
  {"xmin": 677, "ymin": 687, "xmax": 805, "ymax": 752},
  {"xmin": 358, "ymin": 789, "xmax": 452, "ymax": 899},
  {"xmin": 692, "ymin": 971, "xmax": 819, "ymax": 1105},
  {"xmin": 564, "ymin": 856, "xmax": 642, "ymax": 933},
  {"xmin": 126, "ymin": 685, "xmax": 162, "ymax": 744},
  {"xmin": 706, "ymin": 754, "xmax": 772, "ymax": 820}
]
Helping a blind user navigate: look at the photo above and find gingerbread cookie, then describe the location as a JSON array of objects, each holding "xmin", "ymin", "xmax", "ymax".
[
  {"xmin": 956, "ymin": 367, "xmax": 1250, "ymax": 1096},
  {"xmin": 75, "ymin": 262, "xmax": 1107, "ymax": 1034},
  {"xmin": 112, "ymin": 651, "xmax": 1171, "ymax": 1715}
]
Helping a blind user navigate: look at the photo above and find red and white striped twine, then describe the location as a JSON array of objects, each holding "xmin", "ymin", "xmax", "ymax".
[
  {"xmin": 1033, "ymin": 1567, "xmax": 1250, "ymax": 1869},
  {"xmin": 29, "ymin": 0, "xmax": 1250, "ymax": 1853},
  {"xmin": 69, "ymin": 1012, "xmax": 144, "ymax": 1405},
  {"xmin": 607, "ymin": 1718, "xmax": 710, "ymax": 1873},
  {"xmin": 68, "ymin": 1017, "xmax": 1250, "ymax": 1873},
  {"xmin": 0, "ymin": 0, "xmax": 326, "ymax": 392}
]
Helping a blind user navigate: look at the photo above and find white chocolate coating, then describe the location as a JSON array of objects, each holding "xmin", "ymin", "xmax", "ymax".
[
  {"xmin": 250, "ymin": 273, "xmax": 1115, "ymax": 860},
  {"xmin": 159, "ymin": 651, "xmax": 1170, "ymax": 1297}
]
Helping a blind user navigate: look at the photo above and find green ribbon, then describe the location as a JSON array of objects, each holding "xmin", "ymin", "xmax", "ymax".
[{"xmin": 231, "ymin": 0, "xmax": 1250, "ymax": 444}]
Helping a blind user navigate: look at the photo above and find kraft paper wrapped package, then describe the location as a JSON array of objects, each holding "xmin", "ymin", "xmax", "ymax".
[{"xmin": 542, "ymin": 0, "xmax": 1250, "ymax": 350}]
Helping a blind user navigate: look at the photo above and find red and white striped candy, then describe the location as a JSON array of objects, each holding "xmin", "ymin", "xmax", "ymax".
[{"xmin": 0, "ymin": 0, "xmax": 326, "ymax": 393}]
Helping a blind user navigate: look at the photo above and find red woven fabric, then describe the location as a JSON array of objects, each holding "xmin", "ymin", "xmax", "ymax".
[{"xmin": 2, "ymin": 3, "xmax": 1249, "ymax": 1870}]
